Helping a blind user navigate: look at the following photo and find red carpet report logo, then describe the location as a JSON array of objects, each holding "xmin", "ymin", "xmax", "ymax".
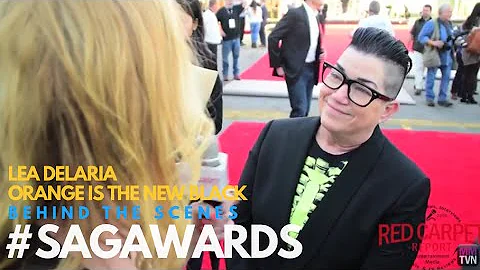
[{"xmin": 379, "ymin": 205, "xmax": 479, "ymax": 270}]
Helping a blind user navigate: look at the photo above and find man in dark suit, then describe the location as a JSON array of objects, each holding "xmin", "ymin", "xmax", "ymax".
[
  {"xmin": 268, "ymin": 0, "xmax": 325, "ymax": 118},
  {"xmin": 228, "ymin": 28, "xmax": 430, "ymax": 269}
]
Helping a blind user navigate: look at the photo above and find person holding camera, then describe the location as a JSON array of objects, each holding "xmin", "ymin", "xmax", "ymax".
[{"xmin": 418, "ymin": 4, "xmax": 454, "ymax": 107}]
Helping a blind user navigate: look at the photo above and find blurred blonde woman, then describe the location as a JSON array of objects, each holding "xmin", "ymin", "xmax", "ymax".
[{"xmin": 0, "ymin": 0, "xmax": 223, "ymax": 269}]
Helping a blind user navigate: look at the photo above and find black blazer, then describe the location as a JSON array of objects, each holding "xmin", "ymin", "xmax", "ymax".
[
  {"xmin": 227, "ymin": 117, "xmax": 431, "ymax": 270},
  {"xmin": 268, "ymin": 6, "xmax": 322, "ymax": 84}
]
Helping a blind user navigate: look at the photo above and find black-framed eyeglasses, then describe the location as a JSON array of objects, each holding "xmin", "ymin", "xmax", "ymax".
[{"xmin": 321, "ymin": 62, "xmax": 394, "ymax": 107}]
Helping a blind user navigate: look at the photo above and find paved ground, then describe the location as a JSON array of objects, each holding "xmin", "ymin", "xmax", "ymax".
[{"xmin": 216, "ymin": 36, "xmax": 480, "ymax": 134}]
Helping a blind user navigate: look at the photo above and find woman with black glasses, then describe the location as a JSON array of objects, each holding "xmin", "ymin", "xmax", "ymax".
[{"xmin": 228, "ymin": 27, "xmax": 429, "ymax": 270}]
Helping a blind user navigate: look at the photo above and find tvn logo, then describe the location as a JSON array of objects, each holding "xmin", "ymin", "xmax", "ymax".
[{"xmin": 456, "ymin": 244, "xmax": 479, "ymax": 266}]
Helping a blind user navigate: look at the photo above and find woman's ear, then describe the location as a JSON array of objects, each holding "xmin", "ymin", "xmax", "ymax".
[{"xmin": 379, "ymin": 101, "xmax": 399, "ymax": 124}]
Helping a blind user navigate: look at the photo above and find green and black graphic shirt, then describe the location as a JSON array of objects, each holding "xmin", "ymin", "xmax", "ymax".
[{"xmin": 288, "ymin": 139, "xmax": 350, "ymax": 240}]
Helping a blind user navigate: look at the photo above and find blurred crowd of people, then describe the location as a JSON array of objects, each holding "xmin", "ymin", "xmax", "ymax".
[
  {"xmin": 203, "ymin": 0, "xmax": 269, "ymax": 82},
  {"xmin": 279, "ymin": 0, "xmax": 479, "ymax": 114},
  {"xmin": 188, "ymin": 0, "xmax": 480, "ymax": 115},
  {"xmin": 410, "ymin": 2, "xmax": 480, "ymax": 107}
]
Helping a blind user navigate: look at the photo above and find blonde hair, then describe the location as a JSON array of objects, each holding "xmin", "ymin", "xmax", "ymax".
[{"xmin": 0, "ymin": 0, "xmax": 213, "ymax": 269}]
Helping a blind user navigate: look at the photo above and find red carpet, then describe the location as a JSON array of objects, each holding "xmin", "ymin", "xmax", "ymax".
[
  {"xmin": 240, "ymin": 25, "xmax": 412, "ymax": 81},
  {"xmin": 198, "ymin": 122, "xmax": 480, "ymax": 270}
]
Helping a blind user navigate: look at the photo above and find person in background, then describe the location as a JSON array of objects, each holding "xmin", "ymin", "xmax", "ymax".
[
  {"xmin": 319, "ymin": 3, "xmax": 328, "ymax": 34},
  {"xmin": 404, "ymin": 5, "xmax": 411, "ymax": 19},
  {"xmin": 352, "ymin": 1, "xmax": 395, "ymax": 37},
  {"xmin": 457, "ymin": 2, "xmax": 480, "ymax": 104},
  {"xmin": 0, "ymin": 1, "xmax": 230, "ymax": 269},
  {"xmin": 418, "ymin": 3, "xmax": 454, "ymax": 107},
  {"xmin": 341, "ymin": 0, "xmax": 349, "ymax": 13},
  {"xmin": 268, "ymin": 0, "xmax": 325, "ymax": 118},
  {"xmin": 229, "ymin": 27, "xmax": 429, "ymax": 270},
  {"xmin": 203, "ymin": 0, "xmax": 222, "ymax": 62},
  {"xmin": 246, "ymin": 1, "xmax": 263, "ymax": 48},
  {"xmin": 259, "ymin": 0, "xmax": 269, "ymax": 47},
  {"xmin": 178, "ymin": 0, "xmax": 223, "ymax": 135},
  {"xmin": 410, "ymin": 4, "xmax": 432, "ymax": 96},
  {"xmin": 450, "ymin": 24, "xmax": 467, "ymax": 101},
  {"xmin": 238, "ymin": 1, "xmax": 246, "ymax": 46},
  {"xmin": 216, "ymin": 0, "xmax": 246, "ymax": 81}
]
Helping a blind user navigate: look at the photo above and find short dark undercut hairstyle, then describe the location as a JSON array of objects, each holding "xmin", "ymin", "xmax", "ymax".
[{"xmin": 349, "ymin": 27, "xmax": 412, "ymax": 99}]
